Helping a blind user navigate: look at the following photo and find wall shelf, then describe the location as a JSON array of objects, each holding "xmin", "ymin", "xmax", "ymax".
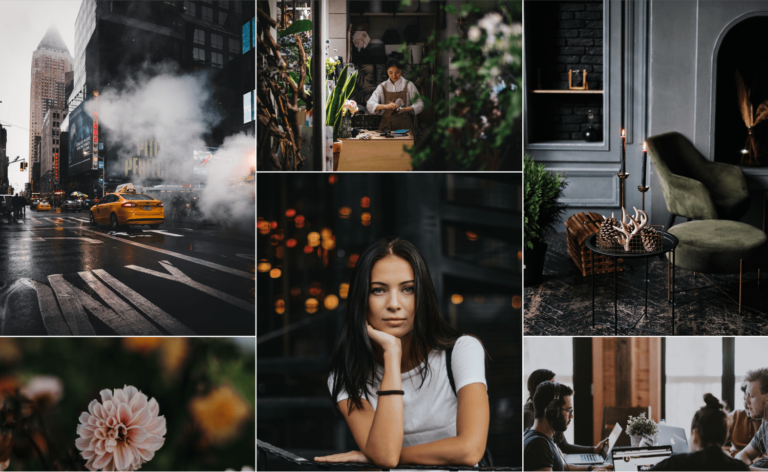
[{"xmin": 531, "ymin": 90, "xmax": 604, "ymax": 94}]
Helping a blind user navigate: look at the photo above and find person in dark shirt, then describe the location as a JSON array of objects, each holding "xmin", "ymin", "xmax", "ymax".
[
  {"xmin": 525, "ymin": 381, "xmax": 613, "ymax": 471},
  {"xmin": 525, "ymin": 369, "xmax": 609, "ymax": 457},
  {"xmin": 736, "ymin": 368, "xmax": 768, "ymax": 470},
  {"xmin": 651, "ymin": 393, "xmax": 749, "ymax": 471}
]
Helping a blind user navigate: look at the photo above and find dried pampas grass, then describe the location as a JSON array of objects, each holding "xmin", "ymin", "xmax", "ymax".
[{"xmin": 736, "ymin": 70, "xmax": 768, "ymax": 164}]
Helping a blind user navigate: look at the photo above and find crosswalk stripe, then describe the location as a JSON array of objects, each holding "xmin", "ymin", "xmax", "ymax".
[
  {"xmin": 23, "ymin": 279, "xmax": 72, "ymax": 335},
  {"xmin": 77, "ymin": 271, "xmax": 162, "ymax": 335},
  {"xmin": 126, "ymin": 261, "xmax": 253, "ymax": 312},
  {"xmin": 83, "ymin": 228, "xmax": 254, "ymax": 279},
  {"xmin": 92, "ymin": 269, "xmax": 196, "ymax": 335},
  {"xmin": 72, "ymin": 218, "xmax": 90, "ymax": 223},
  {"xmin": 144, "ymin": 230, "xmax": 184, "ymax": 237},
  {"xmin": 31, "ymin": 217, "xmax": 41, "ymax": 223},
  {"xmin": 47, "ymin": 275, "xmax": 96, "ymax": 335},
  {"xmin": 65, "ymin": 282, "xmax": 139, "ymax": 335}
]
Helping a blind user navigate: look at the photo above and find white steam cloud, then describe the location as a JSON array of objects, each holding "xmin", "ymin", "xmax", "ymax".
[{"xmin": 85, "ymin": 63, "xmax": 255, "ymax": 234}]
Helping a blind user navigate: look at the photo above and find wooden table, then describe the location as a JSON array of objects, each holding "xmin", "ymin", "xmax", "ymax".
[{"xmin": 337, "ymin": 131, "xmax": 413, "ymax": 171}]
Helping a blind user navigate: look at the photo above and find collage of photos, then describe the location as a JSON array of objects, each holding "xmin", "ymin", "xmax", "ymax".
[{"xmin": 0, "ymin": 0, "xmax": 766, "ymax": 470}]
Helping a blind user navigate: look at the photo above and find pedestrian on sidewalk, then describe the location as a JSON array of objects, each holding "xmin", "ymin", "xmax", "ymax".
[{"xmin": 12, "ymin": 193, "xmax": 20, "ymax": 219}]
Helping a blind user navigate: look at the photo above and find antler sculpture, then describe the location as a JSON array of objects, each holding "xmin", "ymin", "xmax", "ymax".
[{"xmin": 612, "ymin": 206, "xmax": 648, "ymax": 251}]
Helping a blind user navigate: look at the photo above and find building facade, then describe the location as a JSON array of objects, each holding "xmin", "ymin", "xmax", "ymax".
[
  {"xmin": 0, "ymin": 124, "xmax": 7, "ymax": 194},
  {"xmin": 28, "ymin": 26, "xmax": 73, "ymax": 193},
  {"xmin": 40, "ymin": 106, "xmax": 67, "ymax": 196},
  {"xmin": 70, "ymin": 0, "xmax": 252, "ymax": 195}
]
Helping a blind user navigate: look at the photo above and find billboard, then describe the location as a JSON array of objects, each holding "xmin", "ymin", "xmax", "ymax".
[
  {"xmin": 107, "ymin": 139, "xmax": 165, "ymax": 179},
  {"xmin": 193, "ymin": 147, "xmax": 218, "ymax": 176},
  {"xmin": 243, "ymin": 91, "xmax": 254, "ymax": 124},
  {"xmin": 68, "ymin": 102, "xmax": 94, "ymax": 175}
]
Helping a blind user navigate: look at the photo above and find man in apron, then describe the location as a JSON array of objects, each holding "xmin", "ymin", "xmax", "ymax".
[{"xmin": 366, "ymin": 58, "xmax": 424, "ymax": 132}]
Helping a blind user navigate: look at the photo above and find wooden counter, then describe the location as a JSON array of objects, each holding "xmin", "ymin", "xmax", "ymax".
[{"xmin": 337, "ymin": 131, "xmax": 413, "ymax": 171}]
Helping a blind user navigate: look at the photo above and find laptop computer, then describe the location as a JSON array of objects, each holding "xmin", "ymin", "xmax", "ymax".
[
  {"xmin": 564, "ymin": 422, "xmax": 623, "ymax": 465},
  {"xmin": 656, "ymin": 424, "xmax": 690, "ymax": 453},
  {"xmin": 611, "ymin": 445, "xmax": 673, "ymax": 471}
]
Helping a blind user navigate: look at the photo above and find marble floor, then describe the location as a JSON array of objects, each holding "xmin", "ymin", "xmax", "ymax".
[{"xmin": 524, "ymin": 233, "xmax": 768, "ymax": 336}]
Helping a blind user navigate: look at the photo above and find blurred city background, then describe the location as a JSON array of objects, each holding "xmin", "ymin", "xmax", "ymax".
[{"xmin": 256, "ymin": 173, "xmax": 522, "ymax": 468}]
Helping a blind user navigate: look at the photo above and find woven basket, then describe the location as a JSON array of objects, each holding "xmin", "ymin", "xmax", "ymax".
[{"xmin": 564, "ymin": 212, "xmax": 624, "ymax": 276}]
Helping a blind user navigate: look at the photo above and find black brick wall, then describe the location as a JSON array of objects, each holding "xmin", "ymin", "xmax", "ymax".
[{"xmin": 526, "ymin": 0, "xmax": 604, "ymax": 142}]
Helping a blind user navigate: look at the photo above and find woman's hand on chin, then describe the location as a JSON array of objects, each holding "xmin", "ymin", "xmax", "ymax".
[
  {"xmin": 314, "ymin": 450, "xmax": 371, "ymax": 464},
  {"xmin": 367, "ymin": 323, "xmax": 401, "ymax": 355}
]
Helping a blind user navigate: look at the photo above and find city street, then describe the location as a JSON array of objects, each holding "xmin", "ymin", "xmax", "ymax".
[{"xmin": 0, "ymin": 210, "xmax": 255, "ymax": 335}]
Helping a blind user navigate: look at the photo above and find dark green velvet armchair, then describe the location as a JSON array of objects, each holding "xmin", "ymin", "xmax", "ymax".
[{"xmin": 646, "ymin": 132, "xmax": 750, "ymax": 228}]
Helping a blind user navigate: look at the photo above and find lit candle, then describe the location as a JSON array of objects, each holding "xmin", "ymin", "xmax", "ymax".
[
  {"xmin": 621, "ymin": 129, "xmax": 626, "ymax": 174},
  {"xmin": 642, "ymin": 141, "xmax": 648, "ymax": 188}
]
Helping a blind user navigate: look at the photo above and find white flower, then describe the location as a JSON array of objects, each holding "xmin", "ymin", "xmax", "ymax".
[
  {"xmin": 502, "ymin": 53, "xmax": 515, "ymax": 65},
  {"xmin": 489, "ymin": 66, "xmax": 500, "ymax": 78},
  {"xmin": 478, "ymin": 12, "xmax": 503, "ymax": 33},
  {"xmin": 468, "ymin": 26, "xmax": 482, "ymax": 42}
]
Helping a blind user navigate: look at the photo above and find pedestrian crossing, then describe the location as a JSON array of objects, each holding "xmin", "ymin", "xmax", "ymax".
[{"xmin": 1, "ymin": 260, "xmax": 252, "ymax": 336}]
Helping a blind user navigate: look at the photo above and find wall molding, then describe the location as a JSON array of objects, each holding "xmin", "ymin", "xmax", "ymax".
[{"xmin": 547, "ymin": 167, "xmax": 620, "ymax": 207}]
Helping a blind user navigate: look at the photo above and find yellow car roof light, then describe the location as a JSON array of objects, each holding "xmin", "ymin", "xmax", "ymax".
[{"xmin": 116, "ymin": 183, "xmax": 137, "ymax": 193}]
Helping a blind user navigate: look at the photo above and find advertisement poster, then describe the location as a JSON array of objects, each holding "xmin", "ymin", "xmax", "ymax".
[
  {"xmin": 193, "ymin": 147, "xmax": 218, "ymax": 176},
  {"xmin": 67, "ymin": 102, "xmax": 93, "ymax": 175}
]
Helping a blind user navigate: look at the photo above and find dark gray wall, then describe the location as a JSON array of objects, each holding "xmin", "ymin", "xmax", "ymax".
[{"xmin": 526, "ymin": 0, "xmax": 768, "ymax": 229}]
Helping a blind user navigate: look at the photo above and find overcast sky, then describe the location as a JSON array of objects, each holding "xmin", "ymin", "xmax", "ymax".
[{"xmin": 0, "ymin": 0, "xmax": 80, "ymax": 193}]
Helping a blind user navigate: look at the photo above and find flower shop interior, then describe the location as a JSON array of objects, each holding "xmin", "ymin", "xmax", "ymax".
[
  {"xmin": 525, "ymin": 336, "xmax": 766, "ymax": 464},
  {"xmin": 257, "ymin": 0, "xmax": 522, "ymax": 172},
  {"xmin": 524, "ymin": 0, "xmax": 768, "ymax": 336}
]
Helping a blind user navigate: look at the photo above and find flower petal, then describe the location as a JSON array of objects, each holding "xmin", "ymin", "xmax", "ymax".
[
  {"xmin": 92, "ymin": 402, "xmax": 105, "ymax": 420},
  {"xmin": 135, "ymin": 434, "xmax": 165, "ymax": 451},
  {"xmin": 117, "ymin": 402, "xmax": 132, "ymax": 425},
  {"xmin": 75, "ymin": 437, "xmax": 92, "ymax": 451},
  {"xmin": 87, "ymin": 399, "xmax": 99, "ymax": 416},
  {"xmin": 77, "ymin": 425, "xmax": 94, "ymax": 439},
  {"xmin": 79, "ymin": 412, "xmax": 91, "ymax": 424},
  {"xmin": 128, "ymin": 391, "xmax": 148, "ymax": 413},
  {"xmin": 127, "ymin": 425, "xmax": 148, "ymax": 444},
  {"xmin": 100, "ymin": 389, "xmax": 113, "ymax": 403},
  {"xmin": 124, "ymin": 385, "xmax": 139, "ymax": 401},
  {"xmin": 114, "ymin": 388, "xmax": 128, "ymax": 404},
  {"xmin": 81, "ymin": 449, "xmax": 96, "ymax": 460},
  {"xmin": 129, "ymin": 406, "xmax": 151, "ymax": 427},
  {"xmin": 114, "ymin": 443, "xmax": 134, "ymax": 471},
  {"xmin": 92, "ymin": 451, "xmax": 113, "ymax": 470},
  {"xmin": 145, "ymin": 416, "xmax": 166, "ymax": 436},
  {"xmin": 135, "ymin": 447, "xmax": 155, "ymax": 462}
]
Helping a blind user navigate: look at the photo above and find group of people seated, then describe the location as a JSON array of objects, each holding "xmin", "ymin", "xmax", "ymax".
[{"xmin": 524, "ymin": 368, "xmax": 768, "ymax": 471}]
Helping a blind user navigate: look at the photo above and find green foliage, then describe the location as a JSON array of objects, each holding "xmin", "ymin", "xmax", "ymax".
[
  {"xmin": 277, "ymin": 19, "xmax": 313, "ymax": 38},
  {"xmin": 626, "ymin": 413, "xmax": 659, "ymax": 437},
  {"xmin": 405, "ymin": 1, "xmax": 522, "ymax": 169},
  {"xmin": 524, "ymin": 155, "xmax": 568, "ymax": 250},
  {"xmin": 325, "ymin": 65, "xmax": 358, "ymax": 142},
  {"xmin": 0, "ymin": 339, "xmax": 255, "ymax": 471}
]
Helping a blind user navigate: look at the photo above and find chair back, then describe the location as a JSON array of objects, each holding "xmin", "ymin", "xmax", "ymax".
[{"xmin": 602, "ymin": 406, "xmax": 652, "ymax": 447}]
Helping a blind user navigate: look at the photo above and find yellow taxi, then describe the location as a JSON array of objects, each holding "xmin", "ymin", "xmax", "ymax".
[
  {"xmin": 90, "ymin": 183, "xmax": 164, "ymax": 230},
  {"xmin": 36, "ymin": 201, "xmax": 51, "ymax": 211}
]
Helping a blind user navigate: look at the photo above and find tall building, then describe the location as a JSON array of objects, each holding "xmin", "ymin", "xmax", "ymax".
[
  {"xmin": 40, "ymin": 106, "xmax": 67, "ymax": 196},
  {"xmin": 0, "ymin": 124, "xmax": 8, "ymax": 194},
  {"xmin": 28, "ymin": 25, "xmax": 73, "ymax": 192}
]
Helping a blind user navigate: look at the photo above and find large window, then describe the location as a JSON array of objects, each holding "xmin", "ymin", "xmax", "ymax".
[
  {"xmin": 184, "ymin": 1, "xmax": 195, "ymax": 15},
  {"xmin": 193, "ymin": 48, "xmax": 205, "ymax": 62},
  {"xmin": 734, "ymin": 338, "xmax": 767, "ymax": 411},
  {"xmin": 229, "ymin": 38, "xmax": 239, "ymax": 54},
  {"xmin": 193, "ymin": 28, "xmax": 205, "ymax": 45},
  {"xmin": 202, "ymin": 6, "xmax": 213, "ymax": 21},
  {"xmin": 211, "ymin": 52, "xmax": 223, "ymax": 68},
  {"xmin": 524, "ymin": 337, "xmax": 574, "ymax": 444},
  {"xmin": 219, "ymin": 12, "xmax": 228, "ymax": 25},
  {"xmin": 664, "ymin": 338, "xmax": 722, "ymax": 432},
  {"xmin": 211, "ymin": 33, "xmax": 223, "ymax": 50}
]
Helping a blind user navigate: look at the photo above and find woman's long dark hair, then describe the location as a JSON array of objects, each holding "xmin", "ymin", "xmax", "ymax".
[{"xmin": 329, "ymin": 238, "xmax": 462, "ymax": 412}]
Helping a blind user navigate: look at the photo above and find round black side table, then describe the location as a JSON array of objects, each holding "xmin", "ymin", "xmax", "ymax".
[{"xmin": 584, "ymin": 232, "xmax": 680, "ymax": 336}]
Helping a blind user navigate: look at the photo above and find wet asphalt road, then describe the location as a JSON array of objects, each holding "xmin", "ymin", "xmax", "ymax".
[{"xmin": 0, "ymin": 208, "xmax": 255, "ymax": 335}]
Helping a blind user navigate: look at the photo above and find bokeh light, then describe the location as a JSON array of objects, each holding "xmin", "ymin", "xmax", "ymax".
[
  {"xmin": 466, "ymin": 231, "xmax": 479, "ymax": 241},
  {"xmin": 270, "ymin": 221, "xmax": 278, "ymax": 229},
  {"xmin": 285, "ymin": 209, "xmax": 296, "ymax": 218},
  {"xmin": 339, "ymin": 283, "xmax": 350, "ymax": 299},
  {"xmin": 339, "ymin": 207, "xmax": 352, "ymax": 218},
  {"xmin": 275, "ymin": 246, "xmax": 284, "ymax": 259},
  {"xmin": 321, "ymin": 228, "xmax": 332, "ymax": 240},
  {"xmin": 451, "ymin": 294, "xmax": 464, "ymax": 304},
  {"xmin": 308, "ymin": 282, "xmax": 322, "ymax": 297},
  {"xmin": 518, "ymin": 251, "xmax": 523, "ymax": 260},
  {"xmin": 361, "ymin": 212, "xmax": 372, "ymax": 226},
  {"xmin": 347, "ymin": 254, "xmax": 359, "ymax": 268},
  {"xmin": 324, "ymin": 294, "xmax": 339, "ymax": 310},
  {"xmin": 270, "ymin": 268, "xmax": 282, "ymax": 278},
  {"xmin": 328, "ymin": 175, "xmax": 338, "ymax": 184},
  {"xmin": 258, "ymin": 219, "xmax": 270, "ymax": 235},
  {"xmin": 308, "ymin": 232, "xmax": 320, "ymax": 247},
  {"xmin": 512, "ymin": 296, "xmax": 522, "ymax": 309},
  {"xmin": 275, "ymin": 299, "xmax": 286, "ymax": 314},
  {"xmin": 305, "ymin": 298, "xmax": 319, "ymax": 314},
  {"xmin": 361, "ymin": 197, "xmax": 370, "ymax": 208},
  {"xmin": 290, "ymin": 287, "xmax": 301, "ymax": 297},
  {"xmin": 286, "ymin": 238, "xmax": 297, "ymax": 248},
  {"xmin": 295, "ymin": 215, "xmax": 305, "ymax": 228},
  {"xmin": 303, "ymin": 245, "xmax": 313, "ymax": 254},
  {"xmin": 322, "ymin": 239, "xmax": 336, "ymax": 250},
  {"xmin": 257, "ymin": 260, "xmax": 271, "ymax": 273}
]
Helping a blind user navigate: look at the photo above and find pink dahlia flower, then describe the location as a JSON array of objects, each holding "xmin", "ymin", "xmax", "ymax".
[{"xmin": 75, "ymin": 386, "xmax": 166, "ymax": 471}]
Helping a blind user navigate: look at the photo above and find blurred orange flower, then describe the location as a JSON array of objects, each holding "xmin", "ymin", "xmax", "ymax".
[
  {"xmin": 122, "ymin": 338, "xmax": 189, "ymax": 375},
  {"xmin": 189, "ymin": 385, "xmax": 251, "ymax": 446},
  {"xmin": 0, "ymin": 340, "xmax": 21, "ymax": 364}
]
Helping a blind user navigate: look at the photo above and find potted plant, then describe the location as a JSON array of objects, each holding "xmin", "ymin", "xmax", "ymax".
[
  {"xmin": 524, "ymin": 155, "xmax": 567, "ymax": 286},
  {"xmin": 626, "ymin": 413, "xmax": 659, "ymax": 447}
]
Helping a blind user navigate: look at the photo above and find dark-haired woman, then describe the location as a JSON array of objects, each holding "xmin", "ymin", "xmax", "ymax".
[
  {"xmin": 366, "ymin": 58, "xmax": 423, "ymax": 133},
  {"xmin": 651, "ymin": 394, "xmax": 749, "ymax": 471},
  {"xmin": 525, "ymin": 370, "xmax": 609, "ymax": 457},
  {"xmin": 315, "ymin": 238, "xmax": 489, "ymax": 468}
]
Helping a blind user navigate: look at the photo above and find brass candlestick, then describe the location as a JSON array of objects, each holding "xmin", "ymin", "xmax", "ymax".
[
  {"xmin": 618, "ymin": 172, "xmax": 629, "ymax": 210},
  {"xmin": 637, "ymin": 185, "xmax": 650, "ymax": 212}
]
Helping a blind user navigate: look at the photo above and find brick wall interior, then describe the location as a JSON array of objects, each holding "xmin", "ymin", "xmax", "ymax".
[{"xmin": 526, "ymin": 0, "xmax": 604, "ymax": 142}]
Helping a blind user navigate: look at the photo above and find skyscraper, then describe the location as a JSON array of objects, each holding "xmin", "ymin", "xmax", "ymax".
[{"xmin": 28, "ymin": 25, "xmax": 73, "ymax": 192}]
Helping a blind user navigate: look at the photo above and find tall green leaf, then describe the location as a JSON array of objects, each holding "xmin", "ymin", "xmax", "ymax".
[{"xmin": 277, "ymin": 19, "xmax": 313, "ymax": 38}]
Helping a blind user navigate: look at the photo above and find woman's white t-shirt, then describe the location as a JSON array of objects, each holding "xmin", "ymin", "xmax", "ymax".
[{"xmin": 327, "ymin": 335, "xmax": 487, "ymax": 447}]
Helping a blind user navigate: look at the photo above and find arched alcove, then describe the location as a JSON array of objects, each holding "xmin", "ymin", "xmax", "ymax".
[{"xmin": 715, "ymin": 16, "xmax": 768, "ymax": 167}]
